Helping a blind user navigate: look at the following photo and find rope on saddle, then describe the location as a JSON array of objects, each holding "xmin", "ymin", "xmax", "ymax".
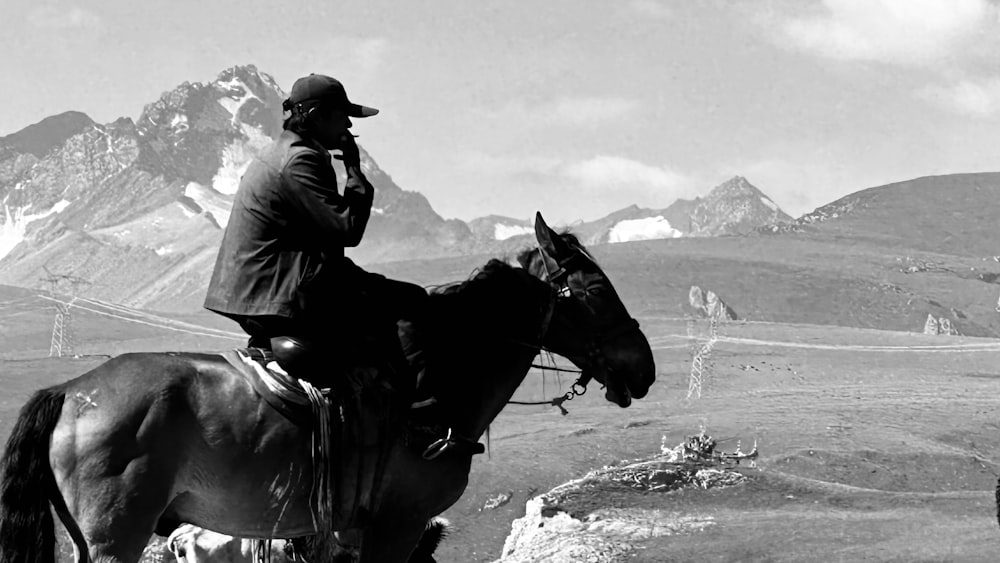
[
  {"xmin": 250, "ymin": 539, "xmax": 272, "ymax": 563},
  {"xmin": 300, "ymin": 378, "xmax": 333, "ymax": 531}
]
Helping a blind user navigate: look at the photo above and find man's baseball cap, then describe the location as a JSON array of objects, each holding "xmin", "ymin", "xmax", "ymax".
[{"xmin": 286, "ymin": 74, "xmax": 379, "ymax": 118}]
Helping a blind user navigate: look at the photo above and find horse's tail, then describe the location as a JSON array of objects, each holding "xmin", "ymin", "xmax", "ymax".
[
  {"xmin": 0, "ymin": 386, "xmax": 66, "ymax": 563},
  {"xmin": 410, "ymin": 517, "xmax": 450, "ymax": 563}
]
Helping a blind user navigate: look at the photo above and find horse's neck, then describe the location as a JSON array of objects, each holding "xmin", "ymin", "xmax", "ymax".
[
  {"xmin": 431, "ymin": 266, "xmax": 551, "ymax": 439},
  {"xmin": 458, "ymin": 339, "xmax": 539, "ymax": 439}
]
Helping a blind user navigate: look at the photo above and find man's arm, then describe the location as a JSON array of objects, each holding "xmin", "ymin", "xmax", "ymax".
[{"xmin": 281, "ymin": 148, "xmax": 373, "ymax": 247}]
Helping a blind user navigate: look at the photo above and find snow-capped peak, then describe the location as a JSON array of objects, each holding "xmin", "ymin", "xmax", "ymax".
[
  {"xmin": 215, "ymin": 77, "xmax": 260, "ymax": 124},
  {"xmin": 608, "ymin": 216, "xmax": 682, "ymax": 243},
  {"xmin": 495, "ymin": 223, "xmax": 534, "ymax": 240}
]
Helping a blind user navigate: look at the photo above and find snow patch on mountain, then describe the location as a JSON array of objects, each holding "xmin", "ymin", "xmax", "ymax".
[
  {"xmin": 215, "ymin": 77, "xmax": 260, "ymax": 125},
  {"xmin": 608, "ymin": 216, "xmax": 682, "ymax": 243},
  {"xmin": 0, "ymin": 199, "xmax": 71, "ymax": 260},
  {"xmin": 760, "ymin": 196, "xmax": 778, "ymax": 212},
  {"xmin": 210, "ymin": 126, "xmax": 270, "ymax": 196},
  {"xmin": 495, "ymin": 223, "xmax": 534, "ymax": 240},
  {"xmin": 169, "ymin": 114, "xmax": 189, "ymax": 133},
  {"xmin": 49, "ymin": 200, "xmax": 71, "ymax": 214},
  {"xmin": 184, "ymin": 182, "xmax": 231, "ymax": 227}
]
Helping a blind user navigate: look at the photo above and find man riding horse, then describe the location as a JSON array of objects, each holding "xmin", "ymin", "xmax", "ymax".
[{"xmin": 204, "ymin": 73, "xmax": 427, "ymax": 393}]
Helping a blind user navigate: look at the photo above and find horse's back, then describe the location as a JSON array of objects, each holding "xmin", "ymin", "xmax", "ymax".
[
  {"xmin": 57, "ymin": 350, "xmax": 304, "ymax": 450},
  {"xmin": 59, "ymin": 351, "xmax": 256, "ymax": 421},
  {"xmin": 66, "ymin": 351, "xmax": 231, "ymax": 391},
  {"xmin": 51, "ymin": 351, "xmax": 252, "ymax": 468},
  {"xmin": 50, "ymin": 350, "xmax": 318, "ymax": 538}
]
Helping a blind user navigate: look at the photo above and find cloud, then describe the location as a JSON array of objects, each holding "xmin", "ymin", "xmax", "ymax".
[
  {"xmin": 548, "ymin": 97, "xmax": 641, "ymax": 125},
  {"xmin": 456, "ymin": 151, "xmax": 696, "ymax": 220},
  {"xmin": 561, "ymin": 155, "xmax": 688, "ymax": 191},
  {"xmin": 628, "ymin": 0, "xmax": 673, "ymax": 20},
  {"xmin": 28, "ymin": 6, "xmax": 101, "ymax": 30},
  {"xmin": 919, "ymin": 77, "xmax": 1000, "ymax": 117},
  {"xmin": 484, "ymin": 96, "xmax": 640, "ymax": 128},
  {"xmin": 285, "ymin": 36, "xmax": 390, "ymax": 93},
  {"xmin": 351, "ymin": 38, "xmax": 389, "ymax": 74},
  {"xmin": 459, "ymin": 152, "xmax": 687, "ymax": 191},
  {"xmin": 457, "ymin": 151, "xmax": 563, "ymax": 179},
  {"xmin": 772, "ymin": 0, "xmax": 999, "ymax": 67}
]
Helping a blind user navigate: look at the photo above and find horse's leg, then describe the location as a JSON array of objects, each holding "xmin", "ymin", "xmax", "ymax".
[
  {"xmin": 50, "ymin": 387, "xmax": 182, "ymax": 562},
  {"xmin": 56, "ymin": 457, "xmax": 175, "ymax": 563}
]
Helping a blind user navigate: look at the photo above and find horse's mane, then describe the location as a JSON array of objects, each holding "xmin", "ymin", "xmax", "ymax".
[
  {"xmin": 429, "ymin": 259, "xmax": 517, "ymax": 297},
  {"xmin": 427, "ymin": 258, "xmax": 551, "ymax": 342},
  {"xmin": 426, "ymin": 231, "xmax": 591, "ymax": 341}
]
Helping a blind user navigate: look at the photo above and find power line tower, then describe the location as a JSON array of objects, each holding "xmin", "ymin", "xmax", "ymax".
[
  {"xmin": 49, "ymin": 297, "xmax": 78, "ymax": 357},
  {"xmin": 42, "ymin": 267, "xmax": 90, "ymax": 358},
  {"xmin": 686, "ymin": 308, "xmax": 720, "ymax": 400}
]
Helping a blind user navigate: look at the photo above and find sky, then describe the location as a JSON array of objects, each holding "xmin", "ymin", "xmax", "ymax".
[{"xmin": 2, "ymin": 0, "xmax": 1000, "ymax": 224}]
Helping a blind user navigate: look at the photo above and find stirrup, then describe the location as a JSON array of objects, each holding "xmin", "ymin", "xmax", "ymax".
[
  {"xmin": 422, "ymin": 428, "xmax": 485, "ymax": 460},
  {"xmin": 411, "ymin": 396, "xmax": 438, "ymax": 409}
]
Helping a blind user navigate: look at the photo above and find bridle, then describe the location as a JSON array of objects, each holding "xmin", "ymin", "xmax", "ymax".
[
  {"xmin": 422, "ymin": 248, "xmax": 643, "ymax": 460},
  {"xmin": 507, "ymin": 247, "xmax": 642, "ymax": 414}
]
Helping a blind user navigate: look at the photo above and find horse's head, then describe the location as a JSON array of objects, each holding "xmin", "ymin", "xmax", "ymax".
[{"xmin": 518, "ymin": 212, "xmax": 655, "ymax": 407}]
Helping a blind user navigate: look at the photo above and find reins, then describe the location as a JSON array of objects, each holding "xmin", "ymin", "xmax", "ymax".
[{"xmin": 506, "ymin": 371, "xmax": 590, "ymax": 416}]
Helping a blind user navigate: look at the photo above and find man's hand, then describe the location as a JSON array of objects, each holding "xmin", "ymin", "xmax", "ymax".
[{"xmin": 333, "ymin": 133, "xmax": 361, "ymax": 169}]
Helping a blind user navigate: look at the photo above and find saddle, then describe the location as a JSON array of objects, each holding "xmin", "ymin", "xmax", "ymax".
[
  {"xmin": 222, "ymin": 344, "xmax": 399, "ymax": 530},
  {"xmin": 220, "ymin": 334, "xmax": 484, "ymax": 520}
]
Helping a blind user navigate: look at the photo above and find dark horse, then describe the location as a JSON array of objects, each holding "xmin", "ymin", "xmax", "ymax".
[{"xmin": 0, "ymin": 213, "xmax": 655, "ymax": 562}]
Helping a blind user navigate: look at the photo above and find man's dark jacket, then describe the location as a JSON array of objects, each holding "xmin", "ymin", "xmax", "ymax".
[{"xmin": 204, "ymin": 130, "xmax": 374, "ymax": 320}]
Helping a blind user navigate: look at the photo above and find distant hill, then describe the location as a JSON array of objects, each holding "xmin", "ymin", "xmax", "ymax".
[
  {"xmin": 690, "ymin": 176, "xmax": 792, "ymax": 235},
  {"xmin": 374, "ymin": 229, "xmax": 1000, "ymax": 338},
  {"xmin": 470, "ymin": 176, "xmax": 792, "ymax": 249},
  {"xmin": 760, "ymin": 173, "xmax": 1000, "ymax": 258},
  {"xmin": 375, "ymin": 174, "xmax": 1000, "ymax": 338}
]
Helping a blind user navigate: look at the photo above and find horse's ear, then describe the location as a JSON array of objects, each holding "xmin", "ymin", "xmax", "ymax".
[{"xmin": 534, "ymin": 212, "xmax": 568, "ymax": 257}]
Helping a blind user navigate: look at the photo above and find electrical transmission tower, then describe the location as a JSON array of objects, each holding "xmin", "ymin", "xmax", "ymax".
[
  {"xmin": 49, "ymin": 297, "xmax": 78, "ymax": 357},
  {"xmin": 686, "ymin": 306, "xmax": 722, "ymax": 400},
  {"xmin": 42, "ymin": 267, "xmax": 90, "ymax": 358}
]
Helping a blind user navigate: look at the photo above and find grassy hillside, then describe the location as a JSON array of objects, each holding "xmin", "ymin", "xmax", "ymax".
[
  {"xmin": 789, "ymin": 172, "xmax": 1000, "ymax": 257},
  {"xmin": 373, "ymin": 231, "xmax": 1000, "ymax": 337}
]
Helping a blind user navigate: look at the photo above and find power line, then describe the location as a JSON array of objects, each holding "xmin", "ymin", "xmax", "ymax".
[
  {"xmin": 36, "ymin": 295, "xmax": 243, "ymax": 339},
  {"xmin": 41, "ymin": 267, "xmax": 91, "ymax": 358}
]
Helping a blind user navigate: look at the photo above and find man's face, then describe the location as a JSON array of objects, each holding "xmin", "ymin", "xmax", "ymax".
[{"xmin": 309, "ymin": 104, "xmax": 352, "ymax": 150}]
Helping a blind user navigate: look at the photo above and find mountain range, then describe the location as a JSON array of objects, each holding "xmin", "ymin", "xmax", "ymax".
[
  {"xmin": 0, "ymin": 65, "xmax": 793, "ymax": 311},
  {"xmin": 4, "ymin": 63, "xmax": 998, "ymax": 339}
]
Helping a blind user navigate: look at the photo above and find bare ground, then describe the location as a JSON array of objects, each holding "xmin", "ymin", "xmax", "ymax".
[
  {"xmin": 1, "ymin": 318, "xmax": 998, "ymax": 561},
  {"xmin": 436, "ymin": 318, "xmax": 1000, "ymax": 562}
]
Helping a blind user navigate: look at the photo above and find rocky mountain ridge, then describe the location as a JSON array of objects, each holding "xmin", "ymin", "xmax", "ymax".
[{"xmin": 0, "ymin": 64, "xmax": 792, "ymax": 311}]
